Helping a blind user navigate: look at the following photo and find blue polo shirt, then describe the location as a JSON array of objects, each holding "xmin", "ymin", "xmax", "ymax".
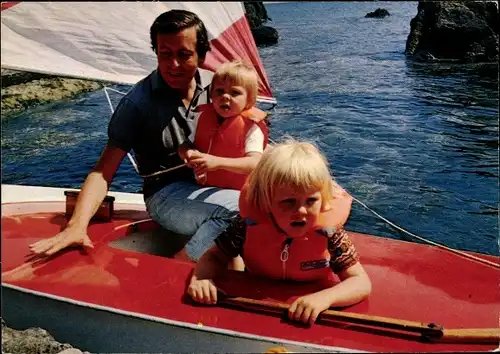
[{"xmin": 107, "ymin": 68, "xmax": 213, "ymax": 199}]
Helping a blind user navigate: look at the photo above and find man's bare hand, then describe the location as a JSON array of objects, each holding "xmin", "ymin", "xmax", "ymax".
[{"xmin": 29, "ymin": 226, "xmax": 94, "ymax": 257}]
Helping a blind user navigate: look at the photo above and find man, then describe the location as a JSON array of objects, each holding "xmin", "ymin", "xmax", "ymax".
[{"xmin": 30, "ymin": 9, "xmax": 240, "ymax": 262}]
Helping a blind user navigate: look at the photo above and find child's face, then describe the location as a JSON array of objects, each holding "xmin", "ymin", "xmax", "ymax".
[
  {"xmin": 211, "ymin": 79, "xmax": 248, "ymax": 118},
  {"xmin": 270, "ymin": 186, "xmax": 323, "ymax": 238}
]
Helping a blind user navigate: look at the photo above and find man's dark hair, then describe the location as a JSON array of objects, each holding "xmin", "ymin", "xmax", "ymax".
[{"xmin": 150, "ymin": 9, "xmax": 211, "ymax": 61}]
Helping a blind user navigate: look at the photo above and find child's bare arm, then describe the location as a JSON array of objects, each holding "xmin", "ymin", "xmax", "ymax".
[
  {"xmin": 288, "ymin": 262, "xmax": 371, "ymax": 324},
  {"xmin": 191, "ymin": 245, "xmax": 233, "ymax": 281},
  {"xmin": 187, "ymin": 216, "xmax": 247, "ymax": 304},
  {"xmin": 314, "ymin": 262, "xmax": 371, "ymax": 307},
  {"xmin": 212, "ymin": 152, "xmax": 262, "ymax": 174},
  {"xmin": 289, "ymin": 228, "xmax": 371, "ymax": 324},
  {"xmin": 327, "ymin": 228, "xmax": 371, "ymax": 304},
  {"xmin": 187, "ymin": 245, "xmax": 233, "ymax": 304},
  {"xmin": 189, "ymin": 151, "xmax": 262, "ymax": 175}
]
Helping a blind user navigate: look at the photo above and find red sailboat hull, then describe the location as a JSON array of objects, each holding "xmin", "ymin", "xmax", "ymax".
[{"xmin": 2, "ymin": 190, "xmax": 499, "ymax": 352}]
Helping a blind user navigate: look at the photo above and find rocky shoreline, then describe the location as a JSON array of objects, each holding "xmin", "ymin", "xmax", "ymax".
[
  {"xmin": 1, "ymin": 69, "xmax": 104, "ymax": 115},
  {"xmin": 2, "ymin": 320, "xmax": 87, "ymax": 354},
  {"xmin": 405, "ymin": 1, "xmax": 498, "ymax": 62}
]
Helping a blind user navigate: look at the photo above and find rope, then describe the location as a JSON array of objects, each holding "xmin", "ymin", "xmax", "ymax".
[
  {"xmin": 102, "ymin": 87, "xmax": 498, "ymax": 269},
  {"xmin": 103, "ymin": 87, "xmax": 142, "ymax": 174},
  {"xmin": 133, "ymin": 163, "xmax": 187, "ymax": 178},
  {"xmin": 112, "ymin": 218, "xmax": 153, "ymax": 231},
  {"xmin": 351, "ymin": 196, "xmax": 499, "ymax": 269},
  {"xmin": 103, "ymin": 87, "xmax": 187, "ymax": 178}
]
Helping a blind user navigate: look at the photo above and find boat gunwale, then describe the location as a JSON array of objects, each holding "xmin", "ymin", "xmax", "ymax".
[{"xmin": 2, "ymin": 282, "xmax": 362, "ymax": 353}]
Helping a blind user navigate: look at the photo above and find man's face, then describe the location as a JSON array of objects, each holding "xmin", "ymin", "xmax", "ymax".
[{"xmin": 156, "ymin": 26, "xmax": 201, "ymax": 90}]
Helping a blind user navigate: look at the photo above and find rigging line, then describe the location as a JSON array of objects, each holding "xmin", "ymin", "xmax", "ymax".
[
  {"xmin": 103, "ymin": 86, "xmax": 187, "ymax": 177},
  {"xmin": 351, "ymin": 196, "xmax": 499, "ymax": 269},
  {"xmin": 112, "ymin": 218, "xmax": 154, "ymax": 231},
  {"xmin": 103, "ymin": 86, "xmax": 141, "ymax": 174},
  {"xmin": 104, "ymin": 87, "xmax": 128, "ymax": 96}
]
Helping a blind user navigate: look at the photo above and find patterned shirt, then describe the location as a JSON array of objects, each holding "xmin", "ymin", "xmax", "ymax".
[{"xmin": 215, "ymin": 215, "xmax": 359, "ymax": 274}]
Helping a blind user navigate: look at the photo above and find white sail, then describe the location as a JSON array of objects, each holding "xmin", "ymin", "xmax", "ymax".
[{"xmin": 1, "ymin": 1, "xmax": 275, "ymax": 102}]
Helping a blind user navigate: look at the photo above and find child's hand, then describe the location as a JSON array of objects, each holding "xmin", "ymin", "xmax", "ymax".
[
  {"xmin": 288, "ymin": 292, "xmax": 332, "ymax": 325},
  {"xmin": 187, "ymin": 278, "xmax": 218, "ymax": 304},
  {"xmin": 184, "ymin": 149, "xmax": 201, "ymax": 166},
  {"xmin": 189, "ymin": 151, "xmax": 220, "ymax": 172}
]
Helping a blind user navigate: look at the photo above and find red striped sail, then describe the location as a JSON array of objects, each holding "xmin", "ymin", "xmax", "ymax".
[{"xmin": 0, "ymin": 2, "xmax": 275, "ymax": 103}]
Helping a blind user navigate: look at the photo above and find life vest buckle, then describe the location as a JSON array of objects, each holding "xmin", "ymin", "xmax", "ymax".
[
  {"xmin": 280, "ymin": 244, "xmax": 289, "ymax": 262},
  {"xmin": 280, "ymin": 238, "xmax": 293, "ymax": 262}
]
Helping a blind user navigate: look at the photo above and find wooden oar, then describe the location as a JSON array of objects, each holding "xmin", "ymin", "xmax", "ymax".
[
  {"xmin": 434, "ymin": 328, "xmax": 500, "ymax": 343},
  {"xmin": 218, "ymin": 296, "xmax": 499, "ymax": 344}
]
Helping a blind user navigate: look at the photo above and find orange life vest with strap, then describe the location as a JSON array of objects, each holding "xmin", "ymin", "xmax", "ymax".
[
  {"xmin": 194, "ymin": 104, "xmax": 269, "ymax": 190},
  {"xmin": 238, "ymin": 183, "xmax": 351, "ymax": 281}
]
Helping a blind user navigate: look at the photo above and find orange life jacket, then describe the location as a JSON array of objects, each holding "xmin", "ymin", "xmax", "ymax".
[
  {"xmin": 238, "ymin": 184, "xmax": 351, "ymax": 281},
  {"xmin": 194, "ymin": 104, "xmax": 268, "ymax": 190}
]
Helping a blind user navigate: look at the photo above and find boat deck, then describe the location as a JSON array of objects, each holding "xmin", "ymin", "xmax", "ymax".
[{"xmin": 2, "ymin": 185, "xmax": 499, "ymax": 352}]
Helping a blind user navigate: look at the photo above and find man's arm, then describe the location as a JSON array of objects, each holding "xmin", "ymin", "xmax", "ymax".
[
  {"xmin": 67, "ymin": 144, "xmax": 127, "ymax": 229},
  {"xmin": 29, "ymin": 144, "xmax": 126, "ymax": 256}
]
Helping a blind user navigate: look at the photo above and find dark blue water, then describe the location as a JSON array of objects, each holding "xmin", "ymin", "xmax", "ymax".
[{"xmin": 2, "ymin": 2, "xmax": 498, "ymax": 255}]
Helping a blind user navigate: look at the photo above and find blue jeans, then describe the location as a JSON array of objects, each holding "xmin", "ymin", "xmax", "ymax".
[{"xmin": 145, "ymin": 181, "xmax": 240, "ymax": 261}]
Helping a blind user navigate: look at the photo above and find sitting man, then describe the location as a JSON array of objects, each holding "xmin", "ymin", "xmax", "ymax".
[{"xmin": 30, "ymin": 9, "xmax": 241, "ymax": 263}]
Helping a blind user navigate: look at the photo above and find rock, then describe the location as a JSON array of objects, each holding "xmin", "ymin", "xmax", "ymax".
[
  {"xmin": 244, "ymin": 1, "xmax": 279, "ymax": 46},
  {"xmin": 365, "ymin": 8, "xmax": 390, "ymax": 18},
  {"xmin": 58, "ymin": 349, "xmax": 87, "ymax": 354},
  {"xmin": 1, "ymin": 69, "xmax": 48, "ymax": 87},
  {"xmin": 1, "ymin": 70, "xmax": 103, "ymax": 114},
  {"xmin": 1, "ymin": 320, "xmax": 84, "ymax": 354},
  {"xmin": 251, "ymin": 26, "xmax": 279, "ymax": 46},
  {"xmin": 413, "ymin": 50, "xmax": 438, "ymax": 62},
  {"xmin": 244, "ymin": 1, "xmax": 271, "ymax": 28},
  {"xmin": 405, "ymin": 0, "xmax": 499, "ymax": 63}
]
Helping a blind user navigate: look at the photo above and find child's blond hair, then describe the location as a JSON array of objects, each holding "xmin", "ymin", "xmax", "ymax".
[
  {"xmin": 211, "ymin": 60, "xmax": 259, "ymax": 109},
  {"xmin": 245, "ymin": 138, "xmax": 343, "ymax": 214}
]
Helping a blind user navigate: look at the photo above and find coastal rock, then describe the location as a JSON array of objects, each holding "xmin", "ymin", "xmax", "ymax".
[
  {"xmin": 412, "ymin": 50, "xmax": 439, "ymax": 62},
  {"xmin": 244, "ymin": 1, "xmax": 279, "ymax": 46},
  {"xmin": 244, "ymin": 1, "xmax": 272, "ymax": 28},
  {"xmin": 1, "ymin": 320, "xmax": 86, "ymax": 354},
  {"xmin": 405, "ymin": 0, "xmax": 499, "ymax": 62},
  {"xmin": 365, "ymin": 8, "xmax": 390, "ymax": 18},
  {"xmin": 1, "ymin": 69, "xmax": 48, "ymax": 87},
  {"xmin": 251, "ymin": 26, "xmax": 279, "ymax": 46},
  {"xmin": 1, "ymin": 69, "xmax": 103, "ymax": 114}
]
